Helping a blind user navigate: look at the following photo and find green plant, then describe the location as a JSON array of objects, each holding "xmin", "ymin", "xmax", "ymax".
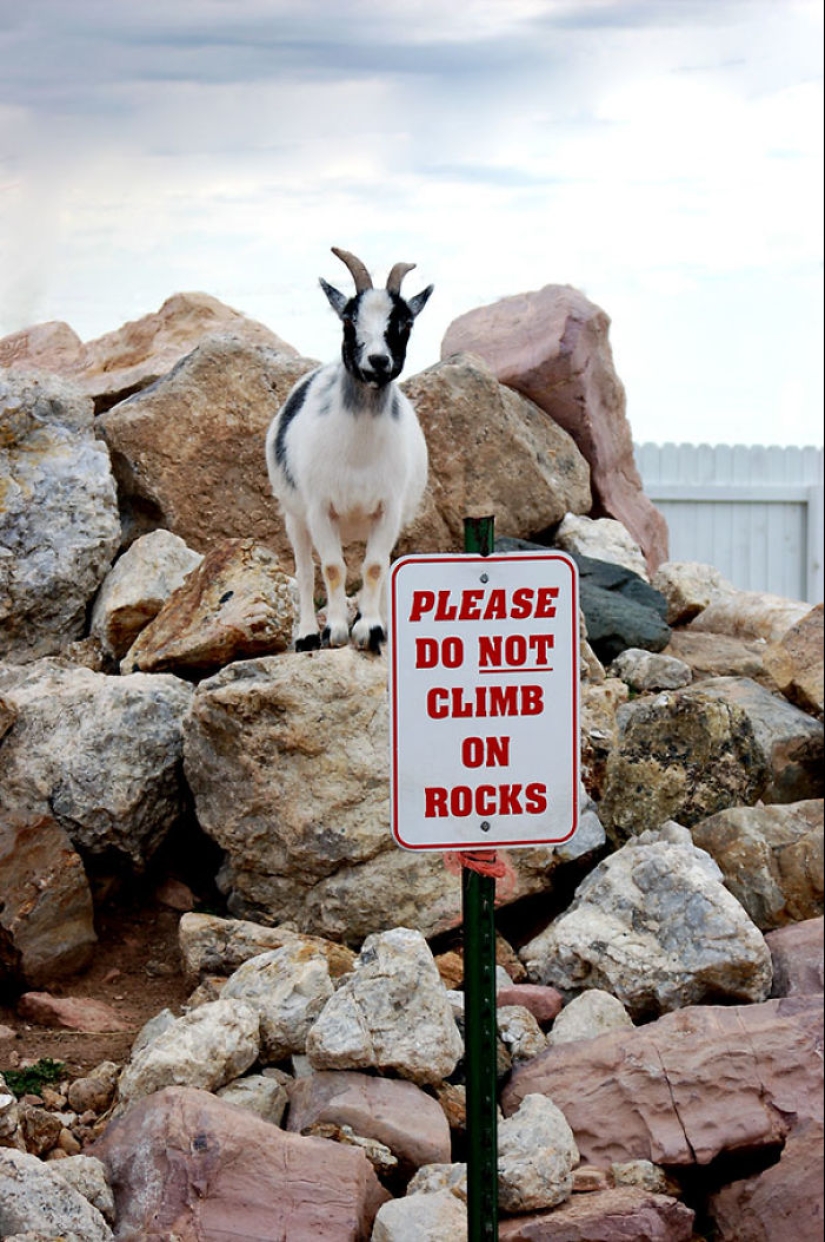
[{"xmin": 1, "ymin": 1057, "xmax": 67, "ymax": 1098}]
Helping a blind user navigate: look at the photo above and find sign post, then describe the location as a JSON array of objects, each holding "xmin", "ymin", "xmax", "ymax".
[{"xmin": 388, "ymin": 522, "xmax": 579, "ymax": 1240}]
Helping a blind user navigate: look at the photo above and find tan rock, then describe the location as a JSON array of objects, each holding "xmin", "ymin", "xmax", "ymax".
[
  {"xmin": 662, "ymin": 629, "xmax": 778, "ymax": 689},
  {"xmin": 0, "ymin": 292, "xmax": 299, "ymax": 412},
  {"xmin": 763, "ymin": 603, "xmax": 824, "ymax": 719},
  {"xmin": 177, "ymin": 911, "xmax": 356, "ymax": 986},
  {"xmin": 651, "ymin": 560, "xmax": 730, "ymax": 624},
  {"xmin": 121, "ymin": 537, "xmax": 295, "ymax": 676},
  {"xmin": 441, "ymin": 285, "xmax": 669, "ymax": 572},
  {"xmin": 400, "ymin": 353, "xmax": 592, "ymax": 553},
  {"xmin": 689, "ymin": 586, "xmax": 811, "ymax": 644}
]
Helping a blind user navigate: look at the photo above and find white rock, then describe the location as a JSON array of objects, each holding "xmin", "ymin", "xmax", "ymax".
[
  {"xmin": 609, "ymin": 647, "xmax": 692, "ymax": 692},
  {"xmin": 497, "ymin": 1093, "xmax": 579, "ymax": 1213},
  {"xmin": 0, "ymin": 1147, "xmax": 113, "ymax": 1240},
  {"xmin": 51, "ymin": 1154, "xmax": 115, "ymax": 1223},
  {"xmin": 555, "ymin": 513, "xmax": 649, "ymax": 581},
  {"xmin": 220, "ymin": 943, "xmax": 334, "ymax": 1063},
  {"xmin": 216, "ymin": 1072, "xmax": 289, "ymax": 1125},
  {"xmin": 547, "ymin": 989, "xmax": 634, "ymax": 1046},
  {"xmin": 372, "ymin": 1188, "xmax": 468, "ymax": 1241},
  {"xmin": 497, "ymin": 1005, "xmax": 548, "ymax": 1063}
]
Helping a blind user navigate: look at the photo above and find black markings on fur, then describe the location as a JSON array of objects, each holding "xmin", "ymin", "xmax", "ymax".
[
  {"xmin": 368, "ymin": 625, "xmax": 386, "ymax": 654},
  {"xmin": 274, "ymin": 373, "xmax": 314, "ymax": 487},
  {"xmin": 295, "ymin": 633, "xmax": 321, "ymax": 652}
]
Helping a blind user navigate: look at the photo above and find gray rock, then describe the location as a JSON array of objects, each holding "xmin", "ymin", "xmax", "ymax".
[
  {"xmin": 306, "ymin": 928, "xmax": 462, "ymax": 1086},
  {"xmin": 220, "ymin": 942, "xmax": 334, "ymax": 1063},
  {"xmin": 177, "ymin": 911, "xmax": 356, "ymax": 986},
  {"xmin": 51, "ymin": 1154, "xmax": 115, "ymax": 1224},
  {"xmin": 0, "ymin": 660, "xmax": 194, "ymax": 867},
  {"xmin": 0, "ymin": 1147, "xmax": 113, "ymax": 1240},
  {"xmin": 497, "ymin": 1093, "xmax": 579, "ymax": 1213},
  {"xmin": 609, "ymin": 647, "xmax": 692, "ymax": 692},
  {"xmin": 496, "ymin": 1005, "xmax": 548, "ymax": 1064},
  {"xmin": 691, "ymin": 800, "xmax": 823, "ymax": 930},
  {"xmin": 215, "ymin": 1072, "xmax": 289, "ymax": 1126},
  {"xmin": 0, "ymin": 373, "xmax": 120, "ymax": 662},
  {"xmin": 372, "ymin": 1188, "xmax": 467, "ymax": 1241},
  {"xmin": 520, "ymin": 824, "xmax": 772, "ymax": 1019},
  {"xmin": 547, "ymin": 989, "xmax": 634, "ymax": 1046}
]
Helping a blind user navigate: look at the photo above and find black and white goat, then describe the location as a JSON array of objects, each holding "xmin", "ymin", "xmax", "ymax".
[{"xmin": 265, "ymin": 247, "xmax": 433, "ymax": 652}]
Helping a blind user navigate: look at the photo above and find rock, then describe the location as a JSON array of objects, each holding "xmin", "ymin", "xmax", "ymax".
[
  {"xmin": 763, "ymin": 603, "xmax": 824, "ymax": 719},
  {"xmin": 286, "ymin": 1070, "xmax": 452, "ymax": 1171},
  {"xmin": 547, "ymin": 990, "xmax": 634, "ymax": 1046},
  {"xmin": 496, "ymin": 985, "xmax": 564, "ymax": 1026},
  {"xmin": 498, "ymin": 1093, "xmax": 579, "ymax": 1213},
  {"xmin": 0, "ymin": 373, "xmax": 120, "ymax": 662},
  {"xmin": 691, "ymin": 800, "xmax": 824, "ymax": 930},
  {"xmin": 51, "ymin": 1154, "xmax": 115, "ymax": 1224},
  {"xmin": 17, "ymin": 1102, "xmax": 63, "ymax": 1156},
  {"xmin": 97, "ymin": 334, "xmax": 315, "ymax": 552},
  {"xmin": 0, "ymin": 1146, "xmax": 113, "ymax": 1240},
  {"xmin": 121, "ymin": 537, "xmax": 295, "ymax": 675},
  {"xmin": 94, "ymin": 1085, "xmax": 389, "ymax": 1239},
  {"xmin": 0, "ymin": 660, "xmax": 194, "ymax": 868},
  {"xmin": 89, "ymin": 528, "xmax": 203, "ymax": 659},
  {"xmin": 765, "ymin": 916, "xmax": 824, "ymax": 997},
  {"xmin": 651, "ymin": 561, "xmax": 730, "ymax": 625},
  {"xmin": 65, "ymin": 1063, "xmax": 119, "ymax": 1116},
  {"xmin": 215, "ymin": 1072, "xmax": 289, "ymax": 1125},
  {"xmin": 372, "ymin": 1188, "xmax": 468, "ymax": 1241},
  {"xmin": 183, "ymin": 649, "xmax": 602, "ymax": 941},
  {"xmin": 706, "ymin": 1119, "xmax": 824, "ymax": 1242},
  {"xmin": 177, "ymin": 911, "xmax": 356, "ymax": 986},
  {"xmin": 400, "ymin": 353, "xmax": 592, "ymax": 554},
  {"xmin": 440, "ymin": 284, "xmax": 668, "ymax": 571},
  {"xmin": 599, "ymin": 681, "xmax": 768, "ymax": 839},
  {"xmin": 570, "ymin": 552, "xmax": 671, "ymax": 665},
  {"xmin": 0, "ymin": 1072, "xmax": 23, "ymax": 1150},
  {"xmin": 580, "ymin": 677, "xmax": 629, "ymax": 800},
  {"xmin": 497, "ymin": 1006, "xmax": 548, "ymax": 1064},
  {"xmin": 305, "ymin": 928, "xmax": 463, "ymax": 1086},
  {"xmin": 0, "ymin": 812, "xmax": 96, "ymax": 985},
  {"xmin": 502, "ymin": 995, "xmax": 822, "ymax": 1167},
  {"xmin": 220, "ymin": 942, "xmax": 334, "ymax": 1063},
  {"xmin": 662, "ymin": 629, "xmax": 778, "ymax": 689},
  {"xmin": 497, "ymin": 1185, "xmax": 695, "ymax": 1240},
  {"xmin": 17, "ymin": 993, "xmax": 131, "ymax": 1033},
  {"xmin": 610, "ymin": 1159, "xmax": 670, "ymax": 1194},
  {"xmin": 608, "ymin": 648, "xmax": 692, "ymax": 692},
  {"xmin": 555, "ymin": 513, "xmax": 649, "ymax": 581},
  {"xmin": 520, "ymin": 823, "xmax": 772, "ymax": 1019},
  {"xmin": 115, "ymin": 998, "xmax": 261, "ymax": 1110},
  {"xmin": 695, "ymin": 677, "xmax": 824, "ymax": 805},
  {"xmin": 689, "ymin": 587, "xmax": 812, "ymax": 644}
]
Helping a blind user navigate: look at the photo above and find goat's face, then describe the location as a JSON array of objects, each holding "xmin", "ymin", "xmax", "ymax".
[{"xmin": 321, "ymin": 279, "xmax": 433, "ymax": 389}]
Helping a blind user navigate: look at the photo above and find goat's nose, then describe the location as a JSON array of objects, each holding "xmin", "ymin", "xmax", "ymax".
[{"xmin": 368, "ymin": 354, "xmax": 391, "ymax": 373}]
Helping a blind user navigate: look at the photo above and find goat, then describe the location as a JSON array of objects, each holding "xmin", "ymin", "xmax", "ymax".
[{"xmin": 265, "ymin": 247, "xmax": 433, "ymax": 652}]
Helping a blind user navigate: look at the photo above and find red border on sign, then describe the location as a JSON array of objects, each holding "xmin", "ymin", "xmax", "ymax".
[{"xmin": 388, "ymin": 552, "xmax": 580, "ymax": 852}]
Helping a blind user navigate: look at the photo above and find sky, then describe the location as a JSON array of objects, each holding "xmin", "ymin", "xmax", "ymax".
[{"xmin": 0, "ymin": 0, "xmax": 822, "ymax": 448}]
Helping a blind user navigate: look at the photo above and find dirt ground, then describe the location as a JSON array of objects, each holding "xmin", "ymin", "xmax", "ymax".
[{"xmin": 0, "ymin": 895, "xmax": 193, "ymax": 1081}]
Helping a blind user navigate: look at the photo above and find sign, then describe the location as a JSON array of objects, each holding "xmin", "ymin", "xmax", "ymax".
[{"xmin": 389, "ymin": 552, "xmax": 579, "ymax": 851}]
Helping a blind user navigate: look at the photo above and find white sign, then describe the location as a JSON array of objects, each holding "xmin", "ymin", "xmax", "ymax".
[{"xmin": 389, "ymin": 552, "xmax": 579, "ymax": 851}]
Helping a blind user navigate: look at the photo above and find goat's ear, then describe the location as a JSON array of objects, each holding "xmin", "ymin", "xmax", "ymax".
[
  {"xmin": 407, "ymin": 285, "xmax": 434, "ymax": 318},
  {"xmin": 319, "ymin": 277, "xmax": 349, "ymax": 318}
]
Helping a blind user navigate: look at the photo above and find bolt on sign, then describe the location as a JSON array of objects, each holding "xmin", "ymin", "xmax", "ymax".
[{"xmin": 389, "ymin": 552, "xmax": 579, "ymax": 850}]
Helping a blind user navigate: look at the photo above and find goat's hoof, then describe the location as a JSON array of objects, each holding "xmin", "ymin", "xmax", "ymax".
[
  {"xmin": 295, "ymin": 633, "xmax": 321, "ymax": 652},
  {"xmin": 322, "ymin": 624, "xmax": 349, "ymax": 648},
  {"xmin": 352, "ymin": 618, "xmax": 386, "ymax": 654}
]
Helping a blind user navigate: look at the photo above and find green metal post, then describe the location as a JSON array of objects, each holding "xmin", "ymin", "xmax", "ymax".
[{"xmin": 462, "ymin": 515, "xmax": 499, "ymax": 1241}]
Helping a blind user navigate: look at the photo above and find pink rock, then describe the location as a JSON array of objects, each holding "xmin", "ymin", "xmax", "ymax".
[
  {"xmin": 17, "ymin": 992, "xmax": 131, "ymax": 1033},
  {"xmin": 496, "ymin": 984, "xmax": 564, "ymax": 1025},
  {"xmin": 286, "ymin": 1070, "xmax": 451, "ymax": 1172},
  {"xmin": 765, "ymin": 916, "xmax": 824, "ymax": 997},
  {"xmin": 93, "ymin": 1085, "xmax": 389, "ymax": 1240},
  {"xmin": 502, "ymin": 997, "xmax": 822, "ymax": 1168},
  {"xmin": 441, "ymin": 285, "xmax": 669, "ymax": 573},
  {"xmin": 707, "ymin": 1120, "xmax": 824, "ymax": 1242},
  {"xmin": 498, "ymin": 1185, "xmax": 695, "ymax": 1240}
]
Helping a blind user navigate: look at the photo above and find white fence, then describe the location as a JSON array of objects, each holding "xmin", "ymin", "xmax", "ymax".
[{"xmin": 635, "ymin": 443, "xmax": 824, "ymax": 604}]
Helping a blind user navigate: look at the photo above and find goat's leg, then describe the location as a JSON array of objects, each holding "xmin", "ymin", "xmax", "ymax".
[
  {"xmin": 352, "ymin": 508, "xmax": 400, "ymax": 653},
  {"xmin": 285, "ymin": 511, "xmax": 321, "ymax": 651},
  {"xmin": 307, "ymin": 507, "xmax": 350, "ymax": 647}
]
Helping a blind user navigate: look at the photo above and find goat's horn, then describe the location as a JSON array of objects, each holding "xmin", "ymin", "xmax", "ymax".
[
  {"xmin": 386, "ymin": 262, "xmax": 416, "ymax": 294},
  {"xmin": 331, "ymin": 247, "xmax": 373, "ymax": 293}
]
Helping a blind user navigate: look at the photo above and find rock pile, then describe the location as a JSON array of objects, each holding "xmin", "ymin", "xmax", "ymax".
[{"xmin": 1, "ymin": 291, "xmax": 822, "ymax": 1239}]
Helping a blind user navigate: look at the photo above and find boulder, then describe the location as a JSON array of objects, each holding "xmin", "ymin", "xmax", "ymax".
[
  {"xmin": 177, "ymin": 911, "xmax": 356, "ymax": 986},
  {"xmin": 440, "ymin": 284, "xmax": 668, "ymax": 571},
  {"xmin": 400, "ymin": 353, "xmax": 592, "ymax": 553},
  {"xmin": 520, "ymin": 824, "xmax": 772, "ymax": 1019},
  {"xmin": 0, "ymin": 660, "xmax": 194, "ymax": 868},
  {"xmin": 497, "ymin": 1186, "xmax": 696, "ymax": 1240},
  {"xmin": 0, "ymin": 373, "xmax": 120, "ymax": 662},
  {"xmin": 554, "ymin": 513, "xmax": 649, "ymax": 581},
  {"xmin": 502, "ymin": 995, "xmax": 823, "ymax": 1167},
  {"xmin": 306, "ymin": 928, "xmax": 463, "ymax": 1086},
  {"xmin": 372, "ymin": 1188, "xmax": 467, "ymax": 1241},
  {"xmin": 51, "ymin": 1153, "xmax": 116, "ymax": 1225},
  {"xmin": 90, "ymin": 528, "xmax": 203, "ymax": 660},
  {"xmin": 0, "ymin": 291, "xmax": 299, "ymax": 411},
  {"xmin": 286, "ymin": 1070, "xmax": 452, "ymax": 1171},
  {"xmin": 651, "ymin": 561, "xmax": 730, "ymax": 625},
  {"xmin": 116, "ymin": 998, "xmax": 261, "ymax": 1110},
  {"xmin": 497, "ymin": 1093, "xmax": 579, "ymax": 1213},
  {"xmin": 0, "ymin": 812, "xmax": 96, "ymax": 985},
  {"xmin": 546, "ymin": 989, "xmax": 634, "ymax": 1047},
  {"xmin": 691, "ymin": 800, "xmax": 824, "ymax": 930},
  {"xmin": 689, "ymin": 587, "xmax": 811, "ymax": 644},
  {"xmin": 763, "ymin": 603, "xmax": 824, "ymax": 719},
  {"xmin": 707, "ymin": 1120, "xmax": 824, "ymax": 1242},
  {"xmin": 17, "ymin": 992, "xmax": 131, "ymax": 1033},
  {"xmin": 662, "ymin": 629, "xmax": 778, "ymax": 689},
  {"xmin": 219, "ymin": 942, "xmax": 334, "ymax": 1063},
  {"xmin": 608, "ymin": 648, "xmax": 692, "ymax": 693},
  {"xmin": 215, "ymin": 1072, "xmax": 289, "ymax": 1126},
  {"xmin": 94, "ymin": 1085, "xmax": 389, "ymax": 1240},
  {"xmin": 0, "ymin": 1146, "xmax": 113, "ymax": 1240},
  {"xmin": 97, "ymin": 334, "xmax": 315, "ymax": 552},
  {"xmin": 765, "ymin": 916, "xmax": 824, "ymax": 997},
  {"xmin": 121, "ymin": 537, "xmax": 295, "ymax": 676}
]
